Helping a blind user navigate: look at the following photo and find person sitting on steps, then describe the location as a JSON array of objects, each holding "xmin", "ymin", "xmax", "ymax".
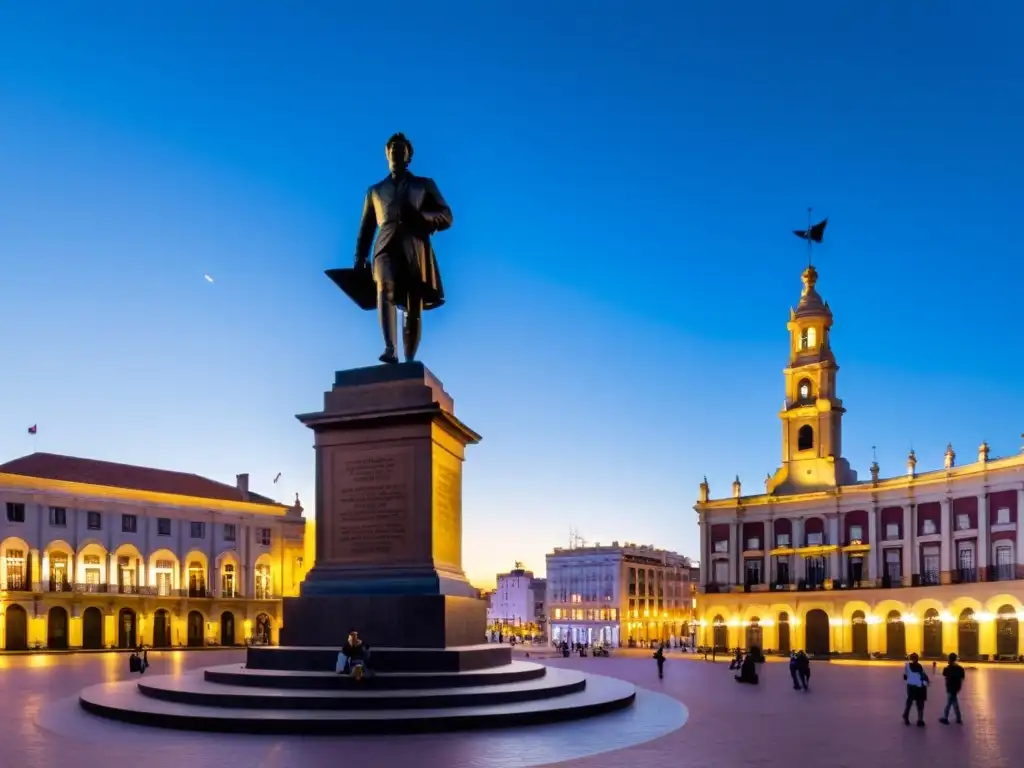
[{"xmin": 340, "ymin": 630, "xmax": 371, "ymax": 679}]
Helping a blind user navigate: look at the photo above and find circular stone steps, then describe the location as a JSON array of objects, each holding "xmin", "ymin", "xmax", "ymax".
[
  {"xmin": 78, "ymin": 668, "xmax": 637, "ymax": 735},
  {"xmin": 140, "ymin": 667, "xmax": 584, "ymax": 710},
  {"xmin": 202, "ymin": 660, "xmax": 547, "ymax": 690}
]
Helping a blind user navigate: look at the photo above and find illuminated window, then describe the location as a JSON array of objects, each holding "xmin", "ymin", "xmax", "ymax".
[
  {"xmin": 886, "ymin": 523, "xmax": 900, "ymax": 540},
  {"xmin": 800, "ymin": 327, "xmax": 817, "ymax": 350},
  {"xmin": 956, "ymin": 514, "xmax": 971, "ymax": 531},
  {"xmin": 849, "ymin": 525, "xmax": 863, "ymax": 542},
  {"xmin": 922, "ymin": 519, "xmax": 937, "ymax": 535},
  {"xmin": 746, "ymin": 538, "xmax": 760, "ymax": 551},
  {"xmin": 806, "ymin": 532, "xmax": 823, "ymax": 546},
  {"xmin": 713, "ymin": 540, "xmax": 728, "ymax": 553},
  {"xmin": 997, "ymin": 507, "xmax": 1011, "ymax": 525},
  {"xmin": 776, "ymin": 533, "xmax": 790, "ymax": 547}
]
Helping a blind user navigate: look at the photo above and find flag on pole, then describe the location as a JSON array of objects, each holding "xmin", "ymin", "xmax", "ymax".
[
  {"xmin": 27, "ymin": 425, "xmax": 37, "ymax": 435},
  {"xmin": 793, "ymin": 217, "xmax": 828, "ymax": 243}
]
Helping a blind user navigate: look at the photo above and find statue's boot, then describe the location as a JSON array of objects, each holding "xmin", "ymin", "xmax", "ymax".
[
  {"xmin": 403, "ymin": 310, "xmax": 421, "ymax": 362},
  {"xmin": 378, "ymin": 289, "xmax": 399, "ymax": 364}
]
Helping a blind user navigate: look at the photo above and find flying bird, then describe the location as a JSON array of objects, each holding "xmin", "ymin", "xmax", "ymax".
[
  {"xmin": 273, "ymin": 472, "xmax": 282, "ymax": 484},
  {"xmin": 204, "ymin": 274, "xmax": 215, "ymax": 283}
]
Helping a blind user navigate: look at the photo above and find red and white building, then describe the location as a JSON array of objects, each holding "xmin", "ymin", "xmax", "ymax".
[{"xmin": 695, "ymin": 264, "xmax": 1024, "ymax": 661}]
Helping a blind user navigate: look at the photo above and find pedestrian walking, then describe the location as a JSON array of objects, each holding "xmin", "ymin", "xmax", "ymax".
[
  {"xmin": 902, "ymin": 653, "xmax": 930, "ymax": 726},
  {"xmin": 938, "ymin": 653, "xmax": 965, "ymax": 725},
  {"xmin": 654, "ymin": 644, "xmax": 666, "ymax": 679}
]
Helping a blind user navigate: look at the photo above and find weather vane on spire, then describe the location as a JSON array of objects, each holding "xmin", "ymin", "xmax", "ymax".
[{"xmin": 793, "ymin": 207, "xmax": 828, "ymax": 267}]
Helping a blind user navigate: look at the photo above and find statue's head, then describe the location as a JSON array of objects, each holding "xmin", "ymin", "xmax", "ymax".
[{"xmin": 386, "ymin": 132, "xmax": 413, "ymax": 174}]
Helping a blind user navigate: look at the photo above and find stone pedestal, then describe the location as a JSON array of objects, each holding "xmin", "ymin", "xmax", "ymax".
[{"xmin": 282, "ymin": 362, "xmax": 484, "ymax": 648}]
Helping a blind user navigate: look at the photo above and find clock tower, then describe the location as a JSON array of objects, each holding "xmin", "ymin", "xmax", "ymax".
[{"xmin": 767, "ymin": 264, "xmax": 857, "ymax": 494}]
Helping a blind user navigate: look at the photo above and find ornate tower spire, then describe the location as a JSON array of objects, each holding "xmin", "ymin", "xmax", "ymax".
[{"xmin": 767, "ymin": 262, "xmax": 856, "ymax": 495}]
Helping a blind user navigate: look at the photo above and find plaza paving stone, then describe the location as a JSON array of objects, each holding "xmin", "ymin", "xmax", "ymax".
[{"xmin": 6, "ymin": 648, "xmax": 1021, "ymax": 767}]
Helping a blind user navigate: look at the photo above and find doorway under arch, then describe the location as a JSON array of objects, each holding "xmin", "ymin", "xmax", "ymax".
[
  {"xmin": 922, "ymin": 609, "xmax": 943, "ymax": 658},
  {"xmin": 220, "ymin": 611, "xmax": 235, "ymax": 645},
  {"xmin": 187, "ymin": 610, "xmax": 204, "ymax": 647},
  {"xmin": 996, "ymin": 604, "xmax": 1019, "ymax": 657},
  {"xmin": 777, "ymin": 612, "xmax": 791, "ymax": 654},
  {"xmin": 851, "ymin": 610, "xmax": 868, "ymax": 655},
  {"xmin": 152, "ymin": 608, "xmax": 171, "ymax": 648},
  {"xmin": 5, "ymin": 604, "xmax": 28, "ymax": 650},
  {"xmin": 82, "ymin": 606, "xmax": 103, "ymax": 649},
  {"xmin": 255, "ymin": 613, "xmax": 273, "ymax": 645},
  {"xmin": 958, "ymin": 608, "xmax": 979, "ymax": 660},
  {"xmin": 886, "ymin": 610, "xmax": 906, "ymax": 658},
  {"xmin": 118, "ymin": 607, "xmax": 137, "ymax": 649},
  {"xmin": 47, "ymin": 606, "xmax": 68, "ymax": 650},
  {"xmin": 746, "ymin": 617, "xmax": 762, "ymax": 651},
  {"xmin": 805, "ymin": 609, "xmax": 830, "ymax": 656},
  {"xmin": 712, "ymin": 615, "xmax": 727, "ymax": 652}
]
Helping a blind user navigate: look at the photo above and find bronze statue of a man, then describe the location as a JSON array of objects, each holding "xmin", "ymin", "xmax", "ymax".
[{"xmin": 353, "ymin": 132, "xmax": 453, "ymax": 364}]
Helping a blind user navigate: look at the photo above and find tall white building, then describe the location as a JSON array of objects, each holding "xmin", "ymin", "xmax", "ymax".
[
  {"xmin": 546, "ymin": 541, "xmax": 694, "ymax": 647},
  {"xmin": 0, "ymin": 452, "xmax": 309, "ymax": 651},
  {"xmin": 487, "ymin": 563, "xmax": 541, "ymax": 633}
]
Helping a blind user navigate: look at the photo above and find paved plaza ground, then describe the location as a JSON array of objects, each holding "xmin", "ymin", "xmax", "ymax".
[{"xmin": 6, "ymin": 648, "xmax": 1021, "ymax": 767}]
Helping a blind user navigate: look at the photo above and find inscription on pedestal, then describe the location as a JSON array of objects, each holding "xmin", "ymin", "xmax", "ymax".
[
  {"xmin": 432, "ymin": 448, "xmax": 462, "ymax": 568},
  {"xmin": 331, "ymin": 446, "xmax": 414, "ymax": 563}
]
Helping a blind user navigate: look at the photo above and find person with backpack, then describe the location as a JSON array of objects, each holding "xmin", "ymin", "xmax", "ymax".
[
  {"xmin": 653, "ymin": 644, "xmax": 666, "ymax": 679},
  {"xmin": 938, "ymin": 652, "xmax": 965, "ymax": 725}
]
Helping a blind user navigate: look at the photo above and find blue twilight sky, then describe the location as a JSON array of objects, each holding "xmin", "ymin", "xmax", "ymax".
[{"xmin": 2, "ymin": 3, "xmax": 1023, "ymax": 586}]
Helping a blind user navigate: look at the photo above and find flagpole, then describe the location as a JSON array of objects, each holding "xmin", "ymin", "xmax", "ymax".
[{"xmin": 807, "ymin": 206, "xmax": 813, "ymax": 267}]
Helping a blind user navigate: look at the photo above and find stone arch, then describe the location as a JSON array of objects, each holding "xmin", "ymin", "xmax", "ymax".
[
  {"xmin": 82, "ymin": 605, "xmax": 104, "ymax": 649},
  {"xmin": 219, "ymin": 609, "xmax": 238, "ymax": 645},
  {"xmin": 957, "ymin": 607, "xmax": 980, "ymax": 660},
  {"xmin": 254, "ymin": 612, "xmax": 274, "ymax": 645},
  {"xmin": 118, "ymin": 607, "xmax": 137, "ymax": 649},
  {"xmin": 183, "ymin": 550, "xmax": 209, "ymax": 597},
  {"xmin": 215, "ymin": 549, "xmax": 242, "ymax": 598},
  {"xmin": 885, "ymin": 609, "xmax": 906, "ymax": 658},
  {"xmin": 995, "ymin": 604, "xmax": 1019, "ymax": 658},
  {"xmin": 804, "ymin": 608, "xmax": 830, "ymax": 656},
  {"xmin": 111, "ymin": 543, "xmax": 145, "ymax": 592},
  {"xmin": 148, "ymin": 549, "xmax": 180, "ymax": 595},
  {"xmin": 0, "ymin": 536, "xmax": 32, "ymax": 592},
  {"xmin": 712, "ymin": 614, "xmax": 728, "ymax": 651},
  {"xmin": 746, "ymin": 616, "xmax": 763, "ymax": 651},
  {"xmin": 921, "ymin": 607, "xmax": 943, "ymax": 659},
  {"xmin": 47, "ymin": 605, "xmax": 69, "ymax": 649},
  {"xmin": 850, "ymin": 609, "xmax": 869, "ymax": 655},
  {"xmin": 152, "ymin": 608, "xmax": 172, "ymax": 647},
  {"xmin": 187, "ymin": 609, "xmax": 205, "ymax": 647},
  {"xmin": 44, "ymin": 539, "xmax": 75, "ymax": 591},
  {"xmin": 254, "ymin": 553, "xmax": 274, "ymax": 599},
  {"xmin": 75, "ymin": 540, "xmax": 109, "ymax": 587},
  {"xmin": 797, "ymin": 425, "xmax": 814, "ymax": 451},
  {"xmin": 777, "ymin": 610, "xmax": 792, "ymax": 654},
  {"xmin": 4, "ymin": 603, "xmax": 29, "ymax": 650}
]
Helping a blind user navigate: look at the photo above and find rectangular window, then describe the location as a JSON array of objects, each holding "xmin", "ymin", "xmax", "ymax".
[
  {"xmin": 996, "ymin": 507, "xmax": 1011, "ymax": 525},
  {"xmin": 746, "ymin": 537, "xmax": 761, "ymax": 551},
  {"xmin": 806, "ymin": 532, "xmax": 823, "ymax": 546},
  {"xmin": 157, "ymin": 517, "xmax": 171, "ymax": 536},
  {"xmin": 849, "ymin": 525, "xmax": 863, "ymax": 542},
  {"xmin": 713, "ymin": 539, "xmax": 728, "ymax": 553},
  {"xmin": 776, "ymin": 533, "xmax": 790, "ymax": 547},
  {"xmin": 258, "ymin": 528, "xmax": 271, "ymax": 546},
  {"xmin": 49, "ymin": 506, "xmax": 67, "ymax": 527},
  {"xmin": 87, "ymin": 511, "xmax": 102, "ymax": 530},
  {"xmin": 190, "ymin": 522, "xmax": 205, "ymax": 539},
  {"xmin": 121, "ymin": 514, "xmax": 137, "ymax": 533},
  {"xmin": 885, "ymin": 549, "xmax": 902, "ymax": 581},
  {"xmin": 957, "ymin": 546, "xmax": 974, "ymax": 570},
  {"xmin": 5, "ymin": 549, "xmax": 25, "ymax": 590},
  {"xmin": 713, "ymin": 560, "xmax": 729, "ymax": 585},
  {"xmin": 6, "ymin": 502, "xmax": 25, "ymax": 523},
  {"xmin": 921, "ymin": 519, "xmax": 937, "ymax": 535},
  {"xmin": 956, "ymin": 514, "xmax": 971, "ymax": 531},
  {"xmin": 223, "ymin": 523, "xmax": 237, "ymax": 542},
  {"xmin": 744, "ymin": 559, "xmax": 762, "ymax": 584},
  {"xmin": 885, "ymin": 523, "xmax": 900, "ymax": 540}
]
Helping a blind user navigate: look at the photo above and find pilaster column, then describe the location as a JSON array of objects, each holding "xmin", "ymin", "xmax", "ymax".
[
  {"xmin": 728, "ymin": 521, "xmax": 739, "ymax": 586},
  {"xmin": 108, "ymin": 553, "xmax": 118, "ymax": 588},
  {"xmin": 1016, "ymin": 488, "xmax": 1024, "ymax": 576},
  {"xmin": 828, "ymin": 514, "xmax": 841, "ymax": 580},
  {"xmin": 977, "ymin": 493, "xmax": 989, "ymax": 575},
  {"xmin": 909, "ymin": 503, "xmax": 919, "ymax": 577},
  {"xmin": 763, "ymin": 518, "xmax": 773, "ymax": 585},
  {"xmin": 940, "ymin": 497, "xmax": 952, "ymax": 583},
  {"xmin": 699, "ymin": 519, "xmax": 709, "ymax": 587},
  {"xmin": 42, "ymin": 552, "xmax": 50, "ymax": 591},
  {"xmin": 792, "ymin": 518, "xmax": 805, "ymax": 581},
  {"xmin": 901, "ymin": 506, "xmax": 913, "ymax": 585},
  {"xmin": 867, "ymin": 507, "xmax": 878, "ymax": 582}
]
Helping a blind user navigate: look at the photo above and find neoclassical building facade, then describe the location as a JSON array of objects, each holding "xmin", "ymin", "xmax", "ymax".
[
  {"xmin": 0, "ymin": 452, "xmax": 309, "ymax": 651},
  {"xmin": 695, "ymin": 265, "xmax": 1024, "ymax": 661}
]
